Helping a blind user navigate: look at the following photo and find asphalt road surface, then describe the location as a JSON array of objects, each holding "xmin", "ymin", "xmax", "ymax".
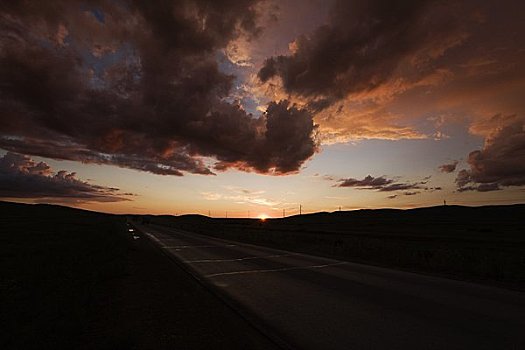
[{"xmin": 135, "ymin": 223, "xmax": 525, "ymax": 350}]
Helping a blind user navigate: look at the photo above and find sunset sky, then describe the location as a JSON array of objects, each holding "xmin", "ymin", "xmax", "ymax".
[{"xmin": 1, "ymin": 0, "xmax": 524, "ymax": 216}]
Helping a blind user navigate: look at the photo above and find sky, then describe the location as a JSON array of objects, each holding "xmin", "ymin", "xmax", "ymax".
[{"xmin": 1, "ymin": 0, "xmax": 524, "ymax": 217}]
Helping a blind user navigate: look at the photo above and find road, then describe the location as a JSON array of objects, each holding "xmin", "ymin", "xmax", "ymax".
[{"xmin": 135, "ymin": 223, "xmax": 525, "ymax": 350}]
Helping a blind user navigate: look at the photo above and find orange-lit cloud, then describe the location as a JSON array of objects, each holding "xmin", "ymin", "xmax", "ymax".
[{"xmin": 456, "ymin": 116, "xmax": 525, "ymax": 192}]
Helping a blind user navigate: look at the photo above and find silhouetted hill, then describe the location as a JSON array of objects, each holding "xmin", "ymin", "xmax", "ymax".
[
  {"xmin": 0, "ymin": 200, "xmax": 104, "ymax": 218},
  {"xmin": 270, "ymin": 204, "xmax": 525, "ymax": 222},
  {"xmin": 141, "ymin": 204, "xmax": 525, "ymax": 226}
]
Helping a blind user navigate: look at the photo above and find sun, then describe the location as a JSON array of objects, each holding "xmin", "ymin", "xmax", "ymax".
[{"xmin": 257, "ymin": 213, "xmax": 269, "ymax": 221}]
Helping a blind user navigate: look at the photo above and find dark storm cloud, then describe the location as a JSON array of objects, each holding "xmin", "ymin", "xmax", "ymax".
[
  {"xmin": 0, "ymin": 0, "xmax": 318, "ymax": 176},
  {"xmin": 258, "ymin": 0, "xmax": 459, "ymax": 104},
  {"xmin": 336, "ymin": 175, "xmax": 436, "ymax": 193},
  {"xmin": 439, "ymin": 161, "xmax": 458, "ymax": 173},
  {"xmin": 456, "ymin": 117, "xmax": 525, "ymax": 192},
  {"xmin": 0, "ymin": 152, "xmax": 130, "ymax": 202},
  {"xmin": 212, "ymin": 100, "xmax": 318, "ymax": 174}
]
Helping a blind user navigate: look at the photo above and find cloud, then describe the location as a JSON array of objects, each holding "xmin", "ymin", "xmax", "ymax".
[
  {"xmin": 254, "ymin": 0, "xmax": 525, "ymax": 149},
  {"xmin": 336, "ymin": 175, "xmax": 438, "ymax": 194},
  {"xmin": 200, "ymin": 192, "xmax": 223, "ymax": 201},
  {"xmin": 387, "ymin": 190, "xmax": 424, "ymax": 199},
  {"xmin": 403, "ymin": 191, "xmax": 419, "ymax": 196},
  {"xmin": 254, "ymin": 0, "xmax": 473, "ymax": 144},
  {"xmin": 0, "ymin": 0, "xmax": 318, "ymax": 176},
  {"xmin": 338, "ymin": 175, "xmax": 393, "ymax": 188},
  {"xmin": 258, "ymin": 0, "xmax": 462, "ymax": 103},
  {"xmin": 456, "ymin": 117, "xmax": 525, "ymax": 192},
  {"xmin": 0, "ymin": 152, "xmax": 131, "ymax": 202},
  {"xmin": 2, "ymin": 0, "xmax": 524, "ymax": 186},
  {"xmin": 210, "ymin": 100, "xmax": 318, "ymax": 174},
  {"xmin": 379, "ymin": 183, "xmax": 424, "ymax": 192},
  {"xmin": 201, "ymin": 186, "xmax": 280, "ymax": 207},
  {"xmin": 439, "ymin": 160, "xmax": 459, "ymax": 173}
]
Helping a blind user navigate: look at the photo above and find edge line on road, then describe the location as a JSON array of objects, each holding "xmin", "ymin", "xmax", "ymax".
[
  {"xmin": 204, "ymin": 262, "xmax": 348, "ymax": 278},
  {"xmin": 185, "ymin": 253, "xmax": 300, "ymax": 263}
]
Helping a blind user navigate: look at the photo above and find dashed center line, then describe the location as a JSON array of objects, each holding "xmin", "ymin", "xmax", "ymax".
[
  {"xmin": 162, "ymin": 244, "xmax": 237, "ymax": 249},
  {"xmin": 143, "ymin": 229, "xmax": 346, "ymax": 280},
  {"xmin": 185, "ymin": 253, "xmax": 299, "ymax": 263},
  {"xmin": 205, "ymin": 262, "xmax": 347, "ymax": 278}
]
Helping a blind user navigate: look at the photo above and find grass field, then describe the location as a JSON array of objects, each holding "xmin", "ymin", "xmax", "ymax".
[
  {"xmin": 144, "ymin": 204, "xmax": 525, "ymax": 288},
  {"xmin": 0, "ymin": 201, "xmax": 277, "ymax": 350}
]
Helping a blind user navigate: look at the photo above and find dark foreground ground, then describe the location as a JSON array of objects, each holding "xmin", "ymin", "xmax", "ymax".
[
  {"xmin": 0, "ymin": 201, "xmax": 277, "ymax": 350},
  {"xmin": 145, "ymin": 204, "xmax": 525, "ymax": 289}
]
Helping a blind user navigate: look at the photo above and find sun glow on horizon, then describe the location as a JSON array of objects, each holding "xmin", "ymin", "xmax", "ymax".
[{"xmin": 257, "ymin": 213, "xmax": 269, "ymax": 221}]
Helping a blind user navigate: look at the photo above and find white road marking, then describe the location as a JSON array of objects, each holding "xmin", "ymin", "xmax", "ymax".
[
  {"xmin": 144, "ymin": 229, "xmax": 345, "ymax": 279},
  {"xmin": 205, "ymin": 262, "xmax": 347, "ymax": 278},
  {"xmin": 162, "ymin": 244, "xmax": 237, "ymax": 249},
  {"xmin": 185, "ymin": 253, "xmax": 299, "ymax": 263},
  {"xmin": 143, "ymin": 231, "xmax": 237, "ymax": 249},
  {"xmin": 144, "ymin": 232, "xmax": 163, "ymax": 244},
  {"xmin": 163, "ymin": 245, "xmax": 215, "ymax": 248}
]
